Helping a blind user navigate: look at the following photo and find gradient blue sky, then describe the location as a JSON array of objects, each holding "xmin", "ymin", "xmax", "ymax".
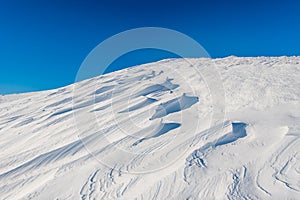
[{"xmin": 1, "ymin": 0, "xmax": 300, "ymax": 94}]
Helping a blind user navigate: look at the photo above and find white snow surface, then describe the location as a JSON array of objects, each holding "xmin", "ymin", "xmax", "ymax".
[{"xmin": 0, "ymin": 56, "xmax": 300, "ymax": 199}]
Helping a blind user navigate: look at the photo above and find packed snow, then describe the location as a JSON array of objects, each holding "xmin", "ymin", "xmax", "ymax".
[{"xmin": 0, "ymin": 56, "xmax": 299, "ymax": 199}]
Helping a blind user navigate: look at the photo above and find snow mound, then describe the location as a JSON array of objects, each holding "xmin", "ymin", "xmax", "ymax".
[{"xmin": 0, "ymin": 56, "xmax": 300, "ymax": 199}]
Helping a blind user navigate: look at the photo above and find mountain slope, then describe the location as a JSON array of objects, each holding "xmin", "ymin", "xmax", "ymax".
[{"xmin": 0, "ymin": 56, "xmax": 299, "ymax": 199}]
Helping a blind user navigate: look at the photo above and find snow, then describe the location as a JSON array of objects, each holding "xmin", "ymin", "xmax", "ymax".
[{"xmin": 0, "ymin": 56, "xmax": 300, "ymax": 199}]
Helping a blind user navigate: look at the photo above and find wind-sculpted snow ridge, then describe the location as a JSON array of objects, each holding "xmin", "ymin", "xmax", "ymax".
[
  {"xmin": 150, "ymin": 93, "xmax": 199, "ymax": 120},
  {"xmin": 0, "ymin": 56, "xmax": 300, "ymax": 199}
]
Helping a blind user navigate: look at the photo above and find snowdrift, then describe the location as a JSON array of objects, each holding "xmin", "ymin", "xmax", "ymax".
[{"xmin": 0, "ymin": 56, "xmax": 299, "ymax": 199}]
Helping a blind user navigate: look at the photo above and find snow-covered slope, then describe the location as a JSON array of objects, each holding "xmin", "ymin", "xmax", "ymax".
[{"xmin": 0, "ymin": 56, "xmax": 300, "ymax": 199}]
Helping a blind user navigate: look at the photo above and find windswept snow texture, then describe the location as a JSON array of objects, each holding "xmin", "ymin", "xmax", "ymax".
[
  {"xmin": 0, "ymin": 56, "xmax": 300, "ymax": 200},
  {"xmin": 132, "ymin": 121, "xmax": 181, "ymax": 146},
  {"xmin": 150, "ymin": 94, "xmax": 199, "ymax": 120},
  {"xmin": 119, "ymin": 97, "xmax": 158, "ymax": 113}
]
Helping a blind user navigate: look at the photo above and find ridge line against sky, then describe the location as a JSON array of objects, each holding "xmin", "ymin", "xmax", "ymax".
[{"xmin": 0, "ymin": 0, "xmax": 300, "ymax": 94}]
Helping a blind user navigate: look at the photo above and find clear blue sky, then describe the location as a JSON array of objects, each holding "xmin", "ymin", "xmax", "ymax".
[{"xmin": 1, "ymin": 0, "xmax": 299, "ymax": 94}]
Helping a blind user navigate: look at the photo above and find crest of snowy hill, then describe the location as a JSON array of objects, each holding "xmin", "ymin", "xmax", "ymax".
[{"xmin": 0, "ymin": 56, "xmax": 300, "ymax": 199}]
